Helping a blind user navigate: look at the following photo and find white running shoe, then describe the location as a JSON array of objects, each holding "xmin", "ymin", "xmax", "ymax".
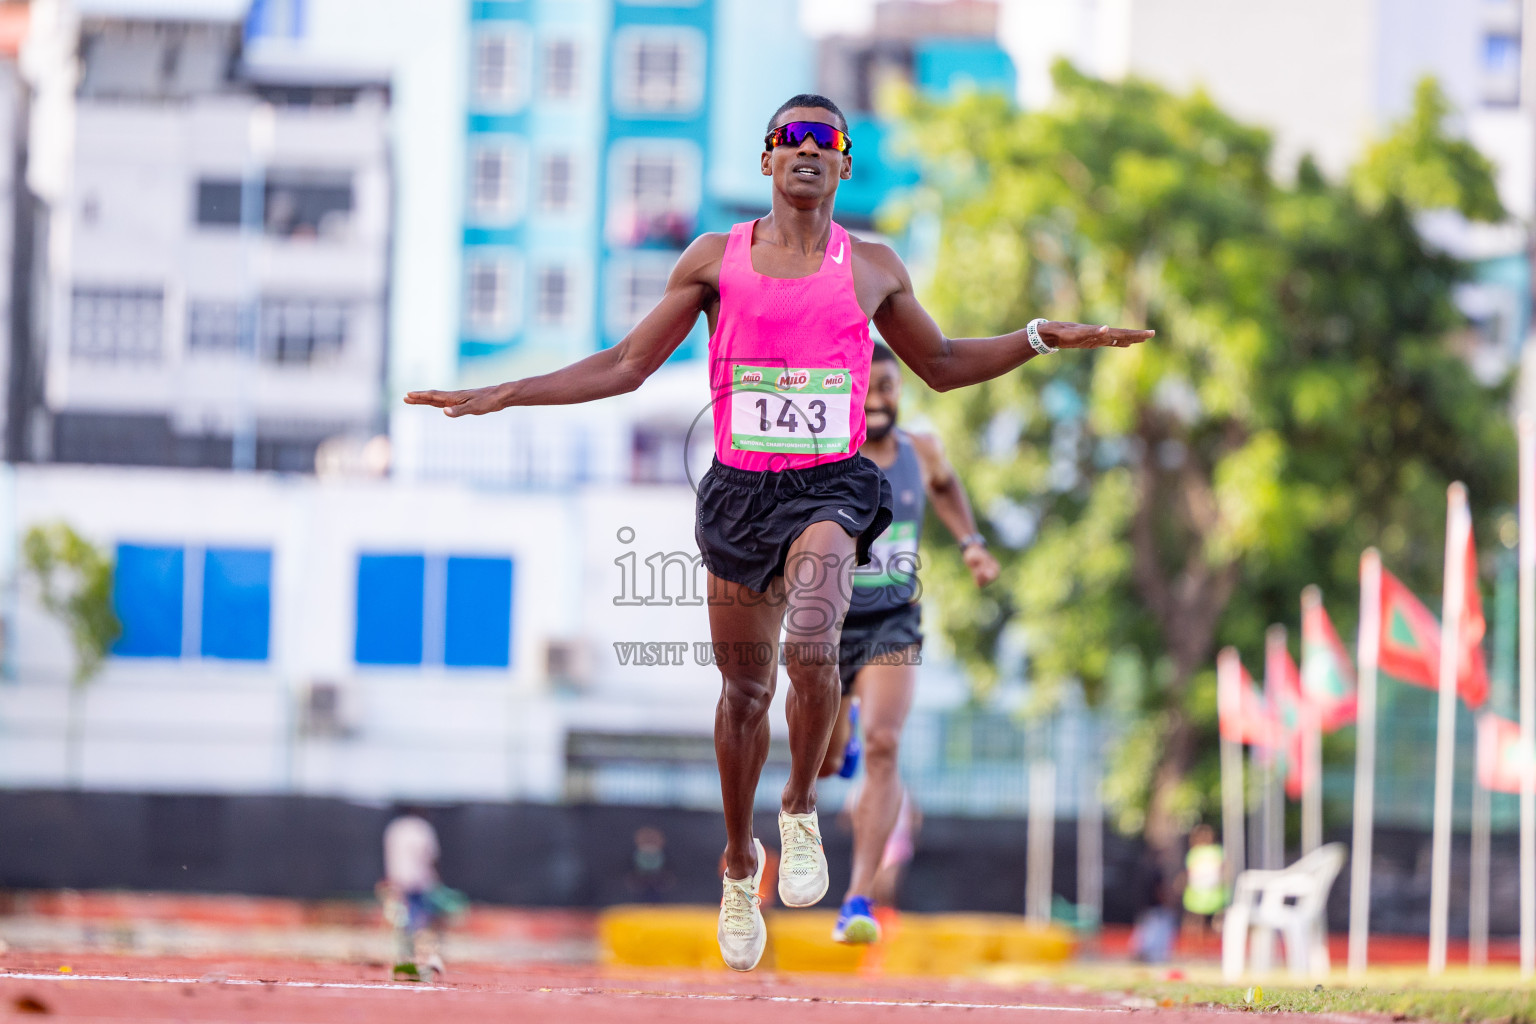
[
  {"xmin": 717, "ymin": 837, "xmax": 767, "ymax": 971},
  {"xmin": 777, "ymin": 809, "xmax": 829, "ymax": 908}
]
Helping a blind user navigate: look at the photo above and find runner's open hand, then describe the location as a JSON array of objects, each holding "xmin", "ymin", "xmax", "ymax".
[
  {"xmin": 1041, "ymin": 322, "xmax": 1155, "ymax": 350},
  {"xmin": 964, "ymin": 544, "xmax": 1000, "ymax": 588},
  {"xmin": 404, "ymin": 385, "xmax": 507, "ymax": 417}
]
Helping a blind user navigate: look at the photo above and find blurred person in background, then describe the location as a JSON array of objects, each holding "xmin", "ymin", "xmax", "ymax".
[
  {"xmin": 816, "ymin": 342, "xmax": 997, "ymax": 945},
  {"xmin": 627, "ymin": 826, "xmax": 676, "ymax": 900},
  {"xmin": 1129, "ymin": 843, "xmax": 1176, "ymax": 964},
  {"xmin": 407, "ymin": 93, "xmax": 1152, "ymax": 972},
  {"xmin": 1179, "ymin": 823, "xmax": 1226, "ymax": 949},
  {"xmin": 380, "ymin": 807, "xmax": 464, "ymax": 980}
]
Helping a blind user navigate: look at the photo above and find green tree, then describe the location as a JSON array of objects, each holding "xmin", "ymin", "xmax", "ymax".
[
  {"xmin": 23, "ymin": 521, "xmax": 120, "ymax": 785},
  {"xmin": 891, "ymin": 66, "xmax": 1515, "ymax": 860}
]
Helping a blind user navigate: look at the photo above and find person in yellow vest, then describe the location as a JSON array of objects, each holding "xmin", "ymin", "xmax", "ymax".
[{"xmin": 1180, "ymin": 823, "xmax": 1227, "ymax": 948}]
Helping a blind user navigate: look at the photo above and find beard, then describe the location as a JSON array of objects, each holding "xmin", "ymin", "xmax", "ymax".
[{"xmin": 865, "ymin": 406, "xmax": 897, "ymax": 442}]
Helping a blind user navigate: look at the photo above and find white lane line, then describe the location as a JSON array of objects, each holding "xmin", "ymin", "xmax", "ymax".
[
  {"xmin": 531, "ymin": 986, "xmax": 1131, "ymax": 1012},
  {"xmin": 0, "ymin": 971, "xmax": 450, "ymax": 992},
  {"xmin": 0, "ymin": 972, "xmax": 1136, "ymax": 1012}
]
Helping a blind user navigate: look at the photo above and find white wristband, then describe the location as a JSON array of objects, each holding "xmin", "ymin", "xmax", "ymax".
[{"xmin": 1026, "ymin": 318, "xmax": 1057, "ymax": 355}]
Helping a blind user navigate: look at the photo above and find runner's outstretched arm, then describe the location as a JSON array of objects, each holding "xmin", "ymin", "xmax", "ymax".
[
  {"xmin": 866, "ymin": 244, "xmax": 1153, "ymax": 393},
  {"xmin": 908, "ymin": 431, "xmax": 999, "ymax": 588},
  {"xmin": 404, "ymin": 235, "xmax": 725, "ymax": 416}
]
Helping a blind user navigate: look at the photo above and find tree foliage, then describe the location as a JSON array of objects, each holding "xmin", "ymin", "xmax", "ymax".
[
  {"xmin": 889, "ymin": 65, "xmax": 1516, "ymax": 850},
  {"xmin": 23, "ymin": 521, "xmax": 120, "ymax": 685}
]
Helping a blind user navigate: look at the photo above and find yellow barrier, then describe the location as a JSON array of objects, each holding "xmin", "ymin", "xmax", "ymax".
[
  {"xmin": 599, "ymin": 905, "xmax": 736, "ymax": 970},
  {"xmin": 599, "ymin": 904, "xmax": 1077, "ymax": 975}
]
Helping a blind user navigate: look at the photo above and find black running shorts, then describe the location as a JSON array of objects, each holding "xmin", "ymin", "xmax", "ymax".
[
  {"xmin": 838, "ymin": 601, "xmax": 923, "ymax": 695},
  {"xmin": 695, "ymin": 454, "xmax": 894, "ymax": 595}
]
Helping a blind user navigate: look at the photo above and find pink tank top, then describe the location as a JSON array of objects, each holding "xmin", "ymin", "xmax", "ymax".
[{"xmin": 708, "ymin": 219, "xmax": 873, "ymax": 472}]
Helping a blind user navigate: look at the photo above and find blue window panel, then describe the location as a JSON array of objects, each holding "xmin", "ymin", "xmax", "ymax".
[
  {"xmin": 444, "ymin": 556, "xmax": 513, "ymax": 668},
  {"xmin": 113, "ymin": 545, "xmax": 184, "ymax": 657},
  {"xmin": 201, "ymin": 548, "xmax": 272, "ymax": 661},
  {"xmin": 472, "ymin": 1, "xmax": 528, "ymax": 20},
  {"xmin": 355, "ymin": 554, "xmax": 425, "ymax": 665}
]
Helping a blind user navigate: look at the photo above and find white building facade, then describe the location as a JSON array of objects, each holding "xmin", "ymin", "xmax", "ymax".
[{"xmin": 24, "ymin": 0, "xmax": 391, "ymax": 472}]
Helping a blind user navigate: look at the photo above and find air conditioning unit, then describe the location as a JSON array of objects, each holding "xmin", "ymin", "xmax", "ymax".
[
  {"xmin": 298, "ymin": 680, "xmax": 357, "ymax": 738},
  {"xmin": 544, "ymin": 638, "xmax": 592, "ymax": 692}
]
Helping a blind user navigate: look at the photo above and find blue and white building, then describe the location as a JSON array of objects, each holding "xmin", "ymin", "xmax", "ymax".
[{"xmin": 456, "ymin": 0, "xmax": 808, "ymax": 383}]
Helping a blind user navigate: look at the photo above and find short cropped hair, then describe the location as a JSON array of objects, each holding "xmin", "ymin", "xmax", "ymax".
[
  {"xmin": 766, "ymin": 93, "xmax": 848, "ymax": 135},
  {"xmin": 871, "ymin": 342, "xmax": 896, "ymax": 364}
]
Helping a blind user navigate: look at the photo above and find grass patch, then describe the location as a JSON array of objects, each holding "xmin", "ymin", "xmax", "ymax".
[
  {"xmin": 984, "ymin": 964, "xmax": 1536, "ymax": 1022},
  {"xmin": 1113, "ymin": 978, "xmax": 1536, "ymax": 1022}
]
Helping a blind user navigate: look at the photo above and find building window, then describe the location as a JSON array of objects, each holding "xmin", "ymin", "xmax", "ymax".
[
  {"xmin": 541, "ymin": 38, "xmax": 579, "ymax": 100},
  {"xmin": 444, "ymin": 556, "xmax": 513, "ymax": 668},
  {"xmin": 473, "ymin": 26, "xmax": 529, "ymax": 110},
  {"xmin": 264, "ymin": 172, "xmax": 353, "ymax": 239},
  {"xmin": 468, "ymin": 139, "xmax": 524, "ymax": 224},
  {"xmin": 113, "ymin": 543, "xmax": 272, "ymax": 661},
  {"xmin": 113, "ymin": 545, "xmax": 185, "ymax": 657},
  {"xmin": 1483, "ymin": 32, "xmax": 1521, "ymax": 106},
  {"xmin": 200, "ymin": 548, "xmax": 272, "ymax": 661},
  {"xmin": 539, "ymin": 152, "xmax": 575, "ymax": 212},
  {"xmin": 196, "ymin": 180, "xmax": 244, "ymax": 226},
  {"xmin": 71, "ymin": 287, "xmax": 165, "ymax": 363},
  {"xmin": 355, "ymin": 554, "xmax": 425, "ymax": 665},
  {"xmin": 607, "ymin": 143, "xmax": 699, "ymax": 246},
  {"xmin": 195, "ymin": 174, "xmax": 353, "ymax": 238},
  {"xmin": 260, "ymin": 298, "xmax": 348, "ymax": 364},
  {"xmin": 607, "ymin": 258, "xmax": 671, "ymax": 335},
  {"xmin": 535, "ymin": 265, "xmax": 572, "ymax": 325},
  {"xmin": 464, "ymin": 250, "xmax": 521, "ymax": 336},
  {"xmin": 614, "ymin": 28, "xmax": 704, "ymax": 114},
  {"xmin": 188, "ymin": 298, "xmax": 346, "ymax": 362},
  {"xmin": 355, "ymin": 552, "xmax": 513, "ymax": 668},
  {"xmin": 187, "ymin": 301, "xmax": 247, "ymax": 353}
]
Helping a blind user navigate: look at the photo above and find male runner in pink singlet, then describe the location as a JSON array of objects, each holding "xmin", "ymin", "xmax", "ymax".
[{"xmin": 406, "ymin": 94, "xmax": 1153, "ymax": 971}]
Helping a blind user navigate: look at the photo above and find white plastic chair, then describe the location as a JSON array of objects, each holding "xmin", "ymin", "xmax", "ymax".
[{"xmin": 1221, "ymin": 842, "xmax": 1346, "ymax": 980}]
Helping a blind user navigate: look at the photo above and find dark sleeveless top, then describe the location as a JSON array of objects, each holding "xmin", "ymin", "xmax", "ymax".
[{"xmin": 849, "ymin": 431, "xmax": 924, "ymax": 615}]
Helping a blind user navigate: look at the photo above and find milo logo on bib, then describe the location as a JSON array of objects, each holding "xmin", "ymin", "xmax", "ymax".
[{"xmin": 730, "ymin": 364, "xmax": 854, "ymax": 455}]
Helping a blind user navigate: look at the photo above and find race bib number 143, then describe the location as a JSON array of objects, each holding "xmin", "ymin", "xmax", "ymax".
[{"xmin": 730, "ymin": 365, "xmax": 853, "ymax": 455}]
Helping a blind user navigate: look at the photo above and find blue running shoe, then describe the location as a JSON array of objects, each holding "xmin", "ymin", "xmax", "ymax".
[
  {"xmin": 831, "ymin": 895, "xmax": 880, "ymax": 944},
  {"xmin": 837, "ymin": 697, "xmax": 862, "ymax": 779}
]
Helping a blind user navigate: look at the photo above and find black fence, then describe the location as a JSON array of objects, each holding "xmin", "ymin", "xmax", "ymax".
[{"xmin": 0, "ymin": 789, "xmax": 1520, "ymax": 936}]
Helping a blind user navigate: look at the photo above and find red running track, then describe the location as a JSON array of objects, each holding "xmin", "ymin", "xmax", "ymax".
[{"xmin": 0, "ymin": 953, "xmax": 1361, "ymax": 1024}]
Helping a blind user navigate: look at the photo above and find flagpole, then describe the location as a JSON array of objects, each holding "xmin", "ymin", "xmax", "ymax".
[
  {"xmin": 1219, "ymin": 647, "xmax": 1247, "ymax": 888},
  {"xmin": 1349, "ymin": 547, "xmax": 1382, "ymax": 978},
  {"xmin": 1470, "ymin": 758, "xmax": 1490, "ymax": 967},
  {"xmin": 1519, "ymin": 414, "xmax": 1536, "ymax": 979},
  {"xmin": 1078, "ymin": 718, "xmax": 1104, "ymax": 934},
  {"xmin": 1300, "ymin": 587, "xmax": 1326, "ymax": 857},
  {"xmin": 1302, "ymin": 717, "xmax": 1322, "ymax": 855},
  {"xmin": 1265, "ymin": 625, "xmax": 1288, "ymax": 869},
  {"xmin": 1429, "ymin": 482, "xmax": 1470, "ymax": 975}
]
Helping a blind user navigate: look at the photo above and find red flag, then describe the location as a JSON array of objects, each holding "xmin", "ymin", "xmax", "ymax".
[
  {"xmin": 1218, "ymin": 657, "xmax": 1277, "ymax": 748},
  {"xmin": 1268, "ymin": 641, "xmax": 1313, "ymax": 799},
  {"xmin": 1377, "ymin": 565, "xmax": 1488, "ymax": 708},
  {"xmin": 1457, "ymin": 526, "xmax": 1489, "ymax": 708},
  {"xmin": 1476, "ymin": 712, "xmax": 1535, "ymax": 794},
  {"xmin": 1300, "ymin": 595, "xmax": 1358, "ymax": 732}
]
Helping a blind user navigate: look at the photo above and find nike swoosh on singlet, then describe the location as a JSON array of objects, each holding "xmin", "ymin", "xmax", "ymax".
[{"xmin": 830, "ymin": 243, "xmax": 844, "ymax": 265}]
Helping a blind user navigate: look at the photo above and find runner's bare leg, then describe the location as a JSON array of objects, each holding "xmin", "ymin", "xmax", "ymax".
[
  {"xmin": 780, "ymin": 520, "xmax": 857, "ymax": 815},
  {"xmin": 819, "ymin": 695, "xmax": 855, "ymax": 777},
  {"xmin": 844, "ymin": 656, "xmax": 917, "ymax": 899},
  {"xmin": 710, "ymin": 574, "xmax": 787, "ymax": 881}
]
